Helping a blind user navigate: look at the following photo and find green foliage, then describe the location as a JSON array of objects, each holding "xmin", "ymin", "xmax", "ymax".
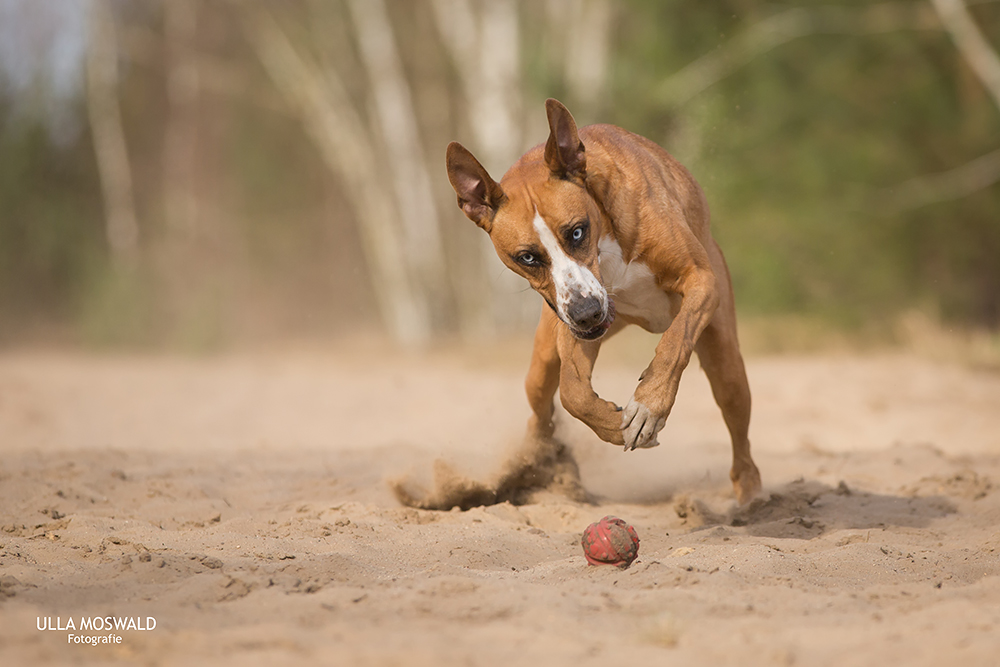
[
  {"xmin": 603, "ymin": 0, "xmax": 1000, "ymax": 329},
  {"xmin": 76, "ymin": 263, "xmax": 155, "ymax": 348}
]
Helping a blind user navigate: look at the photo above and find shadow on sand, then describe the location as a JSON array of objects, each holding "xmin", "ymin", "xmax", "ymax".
[{"xmin": 672, "ymin": 477, "xmax": 958, "ymax": 540}]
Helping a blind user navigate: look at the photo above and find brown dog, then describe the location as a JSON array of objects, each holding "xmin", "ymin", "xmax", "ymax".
[{"xmin": 446, "ymin": 99, "xmax": 761, "ymax": 504}]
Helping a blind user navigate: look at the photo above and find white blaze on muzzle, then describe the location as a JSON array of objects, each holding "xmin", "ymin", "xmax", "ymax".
[{"xmin": 532, "ymin": 208, "xmax": 607, "ymax": 327}]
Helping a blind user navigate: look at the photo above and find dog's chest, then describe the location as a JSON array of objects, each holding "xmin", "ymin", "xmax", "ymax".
[{"xmin": 598, "ymin": 237, "xmax": 674, "ymax": 333}]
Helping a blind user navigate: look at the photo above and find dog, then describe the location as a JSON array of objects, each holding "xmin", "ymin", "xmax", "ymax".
[{"xmin": 446, "ymin": 99, "xmax": 761, "ymax": 504}]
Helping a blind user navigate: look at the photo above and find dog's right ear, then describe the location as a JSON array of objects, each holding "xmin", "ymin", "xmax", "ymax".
[{"xmin": 446, "ymin": 142, "xmax": 506, "ymax": 233}]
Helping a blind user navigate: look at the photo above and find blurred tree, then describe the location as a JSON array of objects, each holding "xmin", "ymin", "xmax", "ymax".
[
  {"xmin": 430, "ymin": 0, "xmax": 537, "ymax": 334},
  {"xmin": 162, "ymin": 0, "xmax": 200, "ymax": 238},
  {"xmin": 346, "ymin": 0, "xmax": 451, "ymax": 333},
  {"xmin": 86, "ymin": 0, "xmax": 139, "ymax": 268},
  {"xmin": 239, "ymin": 4, "xmax": 429, "ymax": 344}
]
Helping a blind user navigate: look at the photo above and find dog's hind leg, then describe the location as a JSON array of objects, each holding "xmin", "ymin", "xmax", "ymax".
[{"xmin": 695, "ymin": 287, "xmax": 762, "ymax": 505}]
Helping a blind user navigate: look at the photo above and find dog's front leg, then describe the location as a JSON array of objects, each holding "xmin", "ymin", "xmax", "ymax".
[
  {"xmin": 524, "ymin": 307, "xmax": 562, "ymax": 440},
  {"xmin": 556, "ymin": 326, "xmax": 625, "ymax": 446},
  {"xmin": 622, "ymin": 266, "xmax": 721, "ymax": 450}
]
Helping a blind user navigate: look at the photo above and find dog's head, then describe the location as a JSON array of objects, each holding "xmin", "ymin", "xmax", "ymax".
[{"xmin": 446, "ymin": 99, "xmax": 614, "ymax": 340}]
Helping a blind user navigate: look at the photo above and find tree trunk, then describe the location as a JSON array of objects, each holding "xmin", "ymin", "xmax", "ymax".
[
  {"xmin": 346, "ymin": 0, "xmax": 450, "ymax": 325},
  {"xmin": 163, "ymin": 0, "xmax": 200, "ymax": 239},
  {"xmin": 240, "ymin": 6, "xmax": 431, "ymax": 345},
  {"xmin": 431, "ymin": 0, "xmax": 536, "ymax": 335},
  {"xmin": 546, "ymin": 0, "xmax": 613, "ymax": 115},
  {"xmin": 86, "ymin": 0, "xmax": 140, "ymax": 268},
  {"xmin": 931, "ymin": 0, "xmax": 1000, "ymax": 111}
]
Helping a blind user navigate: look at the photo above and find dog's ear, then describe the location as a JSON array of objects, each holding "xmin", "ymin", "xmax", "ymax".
[
  {"xmin": 544, "ymin": 98, "xmax": 586, "ymax": 179},
  {"xmin": 446, "ymin": 142, "xmax": 506, "ymax": 233}
]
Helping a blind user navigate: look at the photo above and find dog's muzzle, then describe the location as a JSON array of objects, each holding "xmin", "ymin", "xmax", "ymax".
[{"xmin": 569, "ymin": 298, "xmax": 616, "ymax": 340}]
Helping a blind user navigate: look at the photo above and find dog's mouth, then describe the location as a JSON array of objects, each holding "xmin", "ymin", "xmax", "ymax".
[{"xmin": 570, "ymin": 299, "xmax": 616, "ymax": 341}]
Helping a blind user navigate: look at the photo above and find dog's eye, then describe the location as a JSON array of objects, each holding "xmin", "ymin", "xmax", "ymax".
[
  {"xmin": 568, "ymin": 223, "xmax": 588, "ymax": 246},
  {"xmin": 517, "ymin": 252, "xmax": 538, "ymax": 266}
]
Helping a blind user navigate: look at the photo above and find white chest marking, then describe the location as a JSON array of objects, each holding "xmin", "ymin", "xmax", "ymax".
[
  {"xmin": 533, "ymin": 210, "xmax": 607, "ymax": 321},
  {"xmin": 598, "ymin": 236, "xmax": 674, "ymax": 333}
]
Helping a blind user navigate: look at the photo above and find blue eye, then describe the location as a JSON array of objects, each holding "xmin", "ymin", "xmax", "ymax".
[
  {"xmin": 518, "ymin": 253, "xmax": 537, "ymax": 266},
  {"xmin": 572, "ymin": 228, "xmax": 584, "ymax": 241}
]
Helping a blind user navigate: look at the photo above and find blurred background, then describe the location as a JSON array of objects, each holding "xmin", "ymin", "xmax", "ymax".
[{"xmin": 1, "ymin": 0, "xmax": 998, "ymax": 354}]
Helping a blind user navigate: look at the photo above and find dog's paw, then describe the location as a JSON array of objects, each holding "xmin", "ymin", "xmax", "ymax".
[
  {"xmin": 621, "ymin": 397, "xmax": 666, "ymax": 451},
  {"xmin": 634, "ymin": 435, "xmax": 661, "ymax": 449}
]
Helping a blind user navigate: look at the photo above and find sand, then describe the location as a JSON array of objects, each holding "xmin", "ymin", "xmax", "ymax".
[{"xmin": 1, "ymin": 338, "xmax": 999, "ymax": 666}]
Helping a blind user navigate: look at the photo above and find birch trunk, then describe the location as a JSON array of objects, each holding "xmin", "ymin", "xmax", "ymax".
[
  {"xmin": 546, "ymin": 0, "xmax": 613, "ymax": 114},
  {"xmin": 431, "ymin": 0, "xmax": 535, "ymax": 335},
  {"xmin": 86, "ymin": 0, "xmax": 139, "ymax": 268},
  {"xmin": 240, "ymin": 6, "xmax": 430, "ymax": 345},
  {"xmin": 163, "ymin": 0, "xmax": 200, "ymax": 238},
  {"xmin": 345, "ymin": 0, "xmax": 449, "ymax": 322},
  {"xmin": 931, "ymin": 0, "xmax": 1000, "ymax": 110}
]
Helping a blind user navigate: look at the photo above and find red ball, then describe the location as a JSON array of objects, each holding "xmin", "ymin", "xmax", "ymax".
[{"xmin": 581, "ymin": 516, "xmax": 640, "ymax": 568}]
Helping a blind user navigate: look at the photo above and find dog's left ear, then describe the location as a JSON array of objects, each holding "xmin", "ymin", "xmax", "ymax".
[{"xmin": 544, "ymin": 98, "xmax": 586, "ymax": 179}]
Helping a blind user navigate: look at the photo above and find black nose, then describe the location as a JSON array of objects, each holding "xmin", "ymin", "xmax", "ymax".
[{"xmin": 567, "ymin": 296, "xmax": 603, "ymax": 330}]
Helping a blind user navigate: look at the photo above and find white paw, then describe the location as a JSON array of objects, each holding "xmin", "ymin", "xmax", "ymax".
[{"xmin": 620, "ymin": 396, "xmax": 665, "ymax": 451}]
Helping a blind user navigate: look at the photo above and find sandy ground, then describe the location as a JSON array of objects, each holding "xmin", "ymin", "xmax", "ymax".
[{"xmin": 1, "ymin": 334, "xmax": 999, "ymax": 666}]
